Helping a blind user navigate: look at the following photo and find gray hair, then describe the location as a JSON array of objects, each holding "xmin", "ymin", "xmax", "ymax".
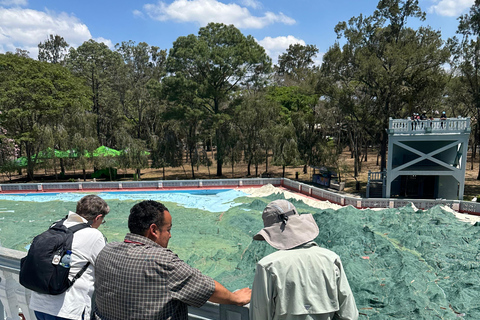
[{"xmin": 76, "ymin": 195, "xmax": 110, "ymax": 221}]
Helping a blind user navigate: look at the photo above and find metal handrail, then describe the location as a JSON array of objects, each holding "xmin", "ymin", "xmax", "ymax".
[{"xmin": 388, "ymin": 117, "xmax": 471, "ymax": 134}]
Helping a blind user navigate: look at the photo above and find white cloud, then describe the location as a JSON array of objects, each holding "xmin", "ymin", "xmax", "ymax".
[
  {"xmin": 93, "ymin": 37, "xmax": 114, "ymax": 49},
  {"xmin": 142, "ymin": 0, "xmax": 295, "ymax": 29},
  {"xmin": 257, "ymin": 35, "xmax": 305, "ymax": 55},
  {"xmin": 0, "ymin": 7, "xmax": 112, "ymax": 58},
  {"xmin": 428, "ymin": 0, "xmax": 474, "ymax": 17},
  {"xmin": 133, "ymin": 9, "xmax": 144, "ymax": 18},
  {"xmin": 239, "ymin": 0, "xmax": 261, "ymax": 10},
  {"xmin": 257, "ymin": 35, "xmax": 305, "ymax": 64},
  {"xmin": 0, "ymin": 0, "xmax": 28, "ymax": 6}
]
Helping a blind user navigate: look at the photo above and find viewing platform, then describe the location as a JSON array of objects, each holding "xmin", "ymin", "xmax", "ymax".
[
  {"xmin": 385, "ymin": 117, "xmax": 471, "ymax": 200},
  {"xmin": 388, "ymin": 117, "xmax": 470, "ymax": 135}
]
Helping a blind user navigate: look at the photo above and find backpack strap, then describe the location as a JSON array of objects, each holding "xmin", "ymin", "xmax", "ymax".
[
  {"xmin": 65, "ymin": 221, "xmax": 92, "ymax": 284},
  {"xmin": 51, "ymin": 218, "xmax": 89, "ymax": 233},
  {"xmin": 69, "ymin": 261, "xmax": 91, "ymax": 286},
  {"xmin": 68, "ymin": 223, "xmax": 90, "ymax": 233},
  {"xmin": 50, "ymin": 217, "xmax": 68, "ymax": 229}
]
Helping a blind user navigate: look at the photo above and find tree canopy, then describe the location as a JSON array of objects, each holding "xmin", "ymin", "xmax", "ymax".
[
  {"xmin": 2, "ymin": 0, "xmax": 479, "ymax": 184},
  {"xmin": 0, "ymin": 53, "xmax": 90, "ymax": 179}
]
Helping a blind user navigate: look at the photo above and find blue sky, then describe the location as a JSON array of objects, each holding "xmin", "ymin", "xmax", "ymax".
[{"xmin": 0, "ymin": 0, "xmax": 474, "ymax": 64}]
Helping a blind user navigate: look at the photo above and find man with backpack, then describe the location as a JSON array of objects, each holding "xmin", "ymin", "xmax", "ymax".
[
  {"xmin": 93, "ymin": 200, "xmax": 251, "ymax": 320},
  {"xmin": 27, "ymin": 195, "xmax": 110, "ymax": 320}
]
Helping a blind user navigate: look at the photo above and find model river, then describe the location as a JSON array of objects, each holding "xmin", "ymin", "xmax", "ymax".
[{"xmin": 1, "ymin": 185, "xmax": 479, "ymax": 319}]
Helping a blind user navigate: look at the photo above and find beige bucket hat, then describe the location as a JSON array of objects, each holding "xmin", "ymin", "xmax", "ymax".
[{"xmin": 253, "ymin": 199, "xmax": 319, "ymax": 250}]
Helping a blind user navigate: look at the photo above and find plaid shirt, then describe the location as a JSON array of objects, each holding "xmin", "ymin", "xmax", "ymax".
[{"xmin": 94, "ymin": 233, "xmax": 215, "ymax": 320}]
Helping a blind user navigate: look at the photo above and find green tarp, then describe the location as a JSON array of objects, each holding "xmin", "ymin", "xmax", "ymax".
[
  {"xmin": 14, "ymin": 146, "xmax": 150, "ymax": 166},
  {"xmin": 92, "ymin": 146, "xmax": 121, "ymax": 157}
]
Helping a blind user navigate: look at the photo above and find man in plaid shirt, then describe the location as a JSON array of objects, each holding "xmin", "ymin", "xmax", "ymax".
[{"xmin": 93, "ymin": 200, "xmax": 251, "ymax": 320}]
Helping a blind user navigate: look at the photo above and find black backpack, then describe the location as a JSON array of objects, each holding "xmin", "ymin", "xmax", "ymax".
[{"xmin": 19, "ymin": 218, "xmax": 91, "ymax": 295}]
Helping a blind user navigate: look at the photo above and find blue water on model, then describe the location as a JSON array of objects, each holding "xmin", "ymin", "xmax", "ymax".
[
  {"xmin": 0, "ymin": 189, "xmax": 248, "ymax": 213},
  {"xmin": 0, "ymin": 189, "xmax": 251, "ymax": 251}
]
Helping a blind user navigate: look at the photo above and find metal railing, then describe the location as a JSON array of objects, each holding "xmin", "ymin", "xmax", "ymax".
[
  {"xmin": 389, "ymin": 117, "xmax": 471, "ymax": 134},
  {"xmin": 0, "ymin": 247, "xmax": 34, "ymax": 320},
  {"xmin": 280, "ymin": 179, "xmax": 463, "ymax": 212}
]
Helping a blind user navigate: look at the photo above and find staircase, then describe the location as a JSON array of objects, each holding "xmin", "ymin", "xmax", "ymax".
[{"xmin": 367, "ymin": 171, "xmax": 386, "ymax": 198}]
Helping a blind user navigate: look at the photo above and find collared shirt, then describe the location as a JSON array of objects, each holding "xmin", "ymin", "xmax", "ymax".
[
  {"xmin": 250, "ymin": 241, "xmax": 359, "ymax": 320},
  {"xmin": 29, "ymin": 211, "xmax": 106, "ymax": 319},
  {"xmin": 94, "ymin": 233, "xmax": 215, "ymax": 320}
]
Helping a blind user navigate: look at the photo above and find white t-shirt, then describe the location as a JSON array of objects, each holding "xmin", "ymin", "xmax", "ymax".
[{"xmin": 29, "ymin": 211, "xmax": 106, "ymax": 319}]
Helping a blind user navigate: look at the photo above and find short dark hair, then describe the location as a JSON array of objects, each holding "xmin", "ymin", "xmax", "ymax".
[
  {"xmin": 76, "ymin": 195, "xmax": 110, "ymax": 221},
  {"xmin": 128, "ymin": 200, "xmax": 169, "ymax": 235}
]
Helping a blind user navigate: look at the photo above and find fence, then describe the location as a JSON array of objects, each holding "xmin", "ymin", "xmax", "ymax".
[
  {"xmin": 0, "ymin": 178, "xmax": 283, "ymax": 194},
  {"xmin": 281, "ymin": 179, "xmax": 466, "ymax": 213},
  {"xmin": 388, "ymin": 117, "xmax": 471, "ymax": 134}
]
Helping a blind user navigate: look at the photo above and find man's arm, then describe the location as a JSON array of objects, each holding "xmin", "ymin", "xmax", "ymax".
[{"xmin": 208, "ymin": 281, "xmax": 251, "ymax": 306}]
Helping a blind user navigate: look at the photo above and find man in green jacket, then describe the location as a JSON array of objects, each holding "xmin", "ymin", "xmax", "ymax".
[{"xmin": 250, "ymin": 200, "xmax": 358, "ymax": 320}]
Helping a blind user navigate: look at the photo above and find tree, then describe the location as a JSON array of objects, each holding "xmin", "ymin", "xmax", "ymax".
[
  {"xmin": 270, "ymin": 43, "xmax": 329, "ymax": 173},
  {"xmin": 38, "ymin": 34, "xmax": 69, "ymax": 64},
  {"xmin": 149, "ymin": 122, "xmax": 183, "ymax": 180},
  {"xmin": 71, "ymin": 133, "xmax": 97, "ymax": 181},
  {"xmin": 166, "ymin": 22, "xmax": 272, "ymax": 176},
  {"xmin": 320, "ymin": 43, "xmax": 378, "ymax": 178},
  {"xmin": 233, "ymin": 91, "xmax": 280, "ymax": 176},
  {"xmin": 449, "ymin": 0, "xmax": 480, "ymax": 179},
  {"xmin": 114, "ymin": 128, "xmax": 149, "ymax": 179},
  {"xmin": 0, "ymin": 54, "xmax": 90, "ymax": 180},
  {"xmin": 276, "ymin": 44, "xmax": 319, "ymax": 85},
  {"xmin": 14, "ymin": 48, "xmax": 30, "ymax": 58},
  {"xmin": 115, "ymin": 41, "xmax": 167, "ymax": 140},
  {"xmin": 223, "ymin": 123, "xmax": 243, "ymax": 178},
  {"xmin": 331, "ymin": 0, "xmax": 450, "ymax": 171},
  {"xmin": 271, "ymin": 122, "xmax": 300, "ymax": 177},
  {"xmin": 0, "ymin": 122, "xmax": 19, "ymax": 180},
  {"xmin": 66, "ymin": 40, "xmax": 124, "ymax": 146},
  {"xmin": 156, "ymin": 67, "xmax": 208, "ymax": 179},
  {"xmin": 267, "ymin": 85, "xmax": 322, "ymax": 169}
]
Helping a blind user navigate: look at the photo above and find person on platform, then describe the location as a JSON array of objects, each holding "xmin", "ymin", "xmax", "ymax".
[{"xmin": 440, "ymin": 111, "xmax": 447, "ymax": 128}]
